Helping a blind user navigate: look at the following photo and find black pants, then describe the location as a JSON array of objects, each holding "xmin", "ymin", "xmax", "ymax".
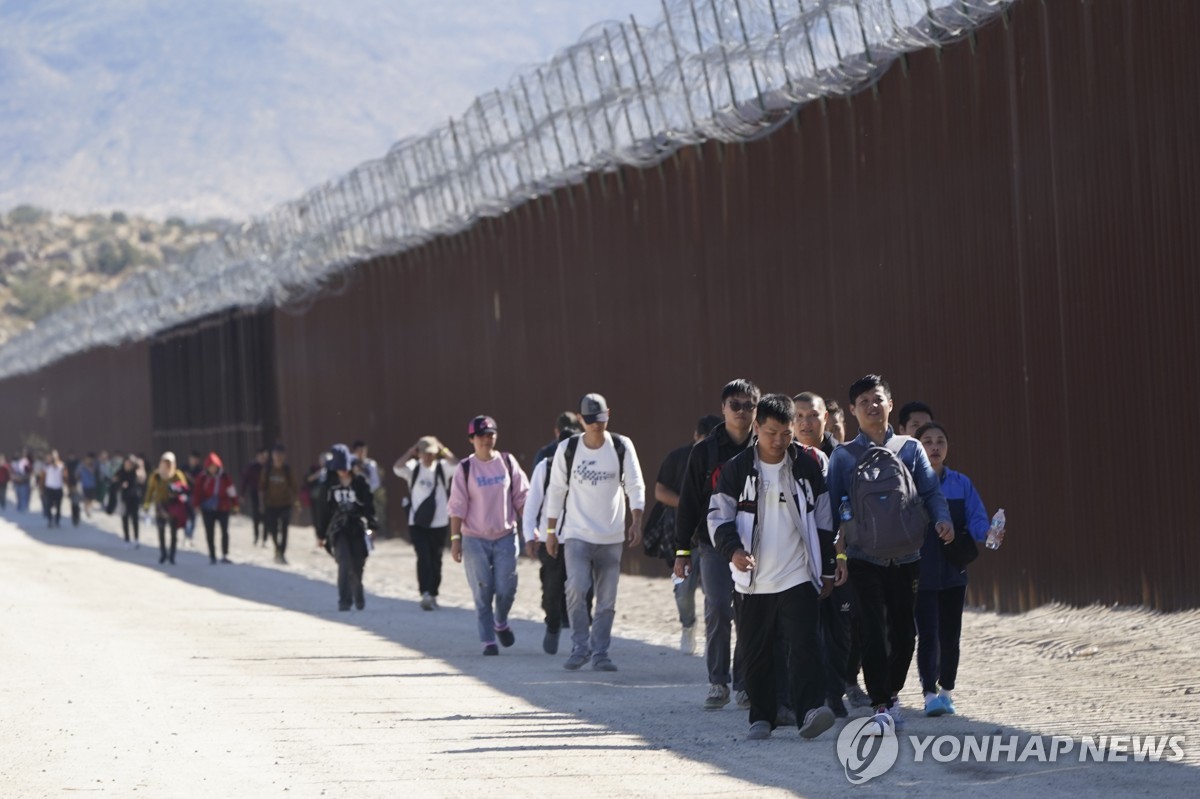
[
  {"xmin": 311, "ymin": 498, "xmax": 327, "ymax": 543},
  {"xmin": 410, "ymin": 524, "xmax": 448, "ymax": 597},
  {"xmin": 537, "ymin": 542, "xmax": 571, "ymax": 632},
  {"xmin": 916, "ymin": 585, "xmax": 967, "ymax": 694},
  {"xmin": 156, "ymin": 516, "xmax": 179, "ymax": 563},
  {"xmin": 202, "ymin": 509, "xmax": 230, "ymax": 561},
  {"xmin": 820, "ymin": 580, "xmax": 856, "ymax": 701},
  {"xmin": 44, "ymin": 488, "xmax": 64, "ymax": 524},
  {"xmin": 849, "ymin": 558, "xmax": 921, "ymax": 707},
  {"xmin": 248, "ymin": 495, "xmax": 263, "ymax": 543},
  {"xmin": 264, "ymin": 506, "xmax": 291, "ymax": 555},
  {"xmin": 0, "ymin": 485, "xmax": 7, "ymax": 509},
  {"xmin": 335, "ymin": 535, "xmax": 368, "ymax": 609},
  {"xmin": 121, "ymin": 498, "xmax": 140, "ymax": 541},
  {"xmin": 739, "ymin": 582, "xmax": 825, "ymax": 728}
]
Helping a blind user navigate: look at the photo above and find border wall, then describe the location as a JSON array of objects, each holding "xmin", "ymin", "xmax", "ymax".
[{"xmin": 2, "ymin": 0, "xmax": 1197, "ymax": 610}]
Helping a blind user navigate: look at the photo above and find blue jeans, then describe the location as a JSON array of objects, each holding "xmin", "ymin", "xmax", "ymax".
[
  {"xmin": 461, "ymin": 532, "xmax": 519, "ymax": 645},
  {"xmin": 16, "ymin": 483, "xmax": 31, "ymax": 512},
  {"xmin": 564, "ymin": 540, "xmax": 623, "ymax": 662},
  {"xmin": 698, "ymin": 542, "xmax": 743, "ymax": 690},
  {"xmin": 673, "ymin": 559, "xmax": 700, "ymax": 628}
]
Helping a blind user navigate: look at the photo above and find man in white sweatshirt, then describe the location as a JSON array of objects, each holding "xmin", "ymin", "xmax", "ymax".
[{"xmin": 544, "ymin": 393, "xmax": 645, "ymax": 672}]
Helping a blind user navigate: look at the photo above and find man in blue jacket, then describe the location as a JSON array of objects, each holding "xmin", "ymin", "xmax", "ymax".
[{"xmin": 827, "ymin": 375, "xmax": 952, "ymax": 734}]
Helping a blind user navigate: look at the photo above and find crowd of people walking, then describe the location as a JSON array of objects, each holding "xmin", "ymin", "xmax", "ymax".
[{"xmin": 1, "ymin": 373, "xmax": 1002, "ymax": 744}]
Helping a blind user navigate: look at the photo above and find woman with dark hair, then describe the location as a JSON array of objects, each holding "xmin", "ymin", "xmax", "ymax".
[
  {"xmin": 913, "ymin": 422, "xmax": 991, "ymax": 718},
  {"xmin": 113, "ymin": 456, "xmax": 144, "ymax": 548}
]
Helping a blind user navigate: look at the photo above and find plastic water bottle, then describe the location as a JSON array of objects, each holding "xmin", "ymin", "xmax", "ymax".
[
  {"xmin": 839, "ymin": 496, "xmax": 853, "ymax": 523},
  {"xmin": 986, "ymin": 508, "xmax": 1006, "ymax": 550},
  {"xmin": 672, "ymin": 564, "xmax": 690, "ymax": 586}
]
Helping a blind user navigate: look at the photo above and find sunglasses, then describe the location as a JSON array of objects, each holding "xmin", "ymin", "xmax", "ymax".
[{"xmin": 727, "ymin": 400, "xmax": 757, "ymax": 413}]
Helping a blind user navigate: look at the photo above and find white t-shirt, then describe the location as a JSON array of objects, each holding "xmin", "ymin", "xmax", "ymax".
[
  {"xmin": 752, "ymin": 459, "xmax": 809, "ymax": 594},
  {"xmin": 43, "ymin": 464, "xmax": 65, "ymax": 490},
  {"xmin": 544, "ymin": 433, "xmax": 646, "ymax": 545},
  {"xmin": 522, "ymin": 458, "xmax": 550, "ymax": 543},
  {"xmin": 397, "ymin": 458, "xmax": 454, "ymax": 528}
]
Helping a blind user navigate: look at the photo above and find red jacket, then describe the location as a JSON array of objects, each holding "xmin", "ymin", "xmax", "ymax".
[{"xmin": 192, "ymin": 453, "xmax": 239, "ymax": 513}]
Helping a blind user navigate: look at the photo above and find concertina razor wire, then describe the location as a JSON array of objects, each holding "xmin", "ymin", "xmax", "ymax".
[{"xmin": 0, "ymin": 0, "xmax": 1011, "ymax": 379}]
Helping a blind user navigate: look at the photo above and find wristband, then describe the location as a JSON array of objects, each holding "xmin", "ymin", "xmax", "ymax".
[
  {"xmin": 836, "ymin": 553, "xmax": 847, "ymax": 561},
  {"xmin": 546, "ymin": 528, "xmax": 557, "ymax": 535},
  {"xmin": 676, "ymin": 549, "xmax": 691, "ymax": 557},
  {"xmin": 450, "ymin": 534, "xmax": 462, "ymax": 541}
]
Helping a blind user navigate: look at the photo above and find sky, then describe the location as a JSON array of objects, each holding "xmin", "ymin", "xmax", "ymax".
[{"xmin": 0, "ymin": 0, "xmax": 666, "ymax": 219}]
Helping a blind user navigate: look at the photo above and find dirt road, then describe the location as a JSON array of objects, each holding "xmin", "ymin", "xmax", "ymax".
[{"xmin": 0, "ymin": 509, "xmax": 1195, "ymax": 797}]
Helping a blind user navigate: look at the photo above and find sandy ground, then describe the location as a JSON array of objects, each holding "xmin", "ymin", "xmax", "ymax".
[{"xmin": 0, "ymin": 503, "xmax": 1197, "ymax": 798}]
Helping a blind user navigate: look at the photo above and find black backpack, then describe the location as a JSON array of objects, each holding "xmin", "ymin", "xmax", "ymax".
[
  {"xmin": 410, "ymin": 461, "xmax": 448, "ymax": 528},
  {"xmin": 550, "ymin": 433, "xmax": 628, "ymax": 522},
  {"xmin": 458, "ymin": 452, "xmax": 516, "ymax": 485},
  {"xmin": 841, "ymin": 437, "xmax": 929, "ymax": 560}
]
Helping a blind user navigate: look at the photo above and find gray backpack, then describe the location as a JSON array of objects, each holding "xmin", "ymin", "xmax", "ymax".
[{"xmin": 842, "ymin": 437, "xmax": 928, "ymax": 559}]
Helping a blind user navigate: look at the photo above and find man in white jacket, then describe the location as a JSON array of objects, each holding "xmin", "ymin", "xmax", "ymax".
[{"xmin": 544, "ymin": 393, "xmax": 645, "ymax": 672}]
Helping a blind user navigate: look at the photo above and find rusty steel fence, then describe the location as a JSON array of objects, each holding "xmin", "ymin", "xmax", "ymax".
[{"xmin": 0, "ymin": 0, "xmax": 1197, "ymax": 610}]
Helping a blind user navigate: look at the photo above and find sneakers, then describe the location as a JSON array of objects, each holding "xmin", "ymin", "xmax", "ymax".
[
  {"xmin": 483, "ymin": 643, "xmax": 499, "ymax": 656},
  {"xmin": 703, "ymin": 684, "xmax": 731, "ymax": 710},
  {"xmin": 940, "ymin": 690, "xmax": 956, "ymax": 715},
  {"xmin": 338, "ymin": 604, "xmax": 351, "ymax": 612},
  {"xmin": 845, "ymin": 681, "xmax": 872, "ymax": 708},
  {"xmin": 735, "ymin": 690, "xmax": 752, "ymax": 709},
  {"xmin": 747, "ymin": 721, "xmax": 772, "ymax": 740},
  {"xmin": 420, "ymin": 592, "xmax": 434, "ymax": 611},
  {"xmin": 886, "ymin": 698, "xmax": 906, "ymax": 731},
  {"xmin": 864, "ymin": 708, "xmax": 895, "ymax": 737},
  {"xmin": 496, "ymin": 626, "xmax": 515, "ymax": 648},
  {"xmin": 799, "ymin": 706, "xmax": 836, "ymax": 739},
  {"xmin": 924, "ymin": 693, "xmax": 949, "ymax": 717},
  {"xmin": 563, "ymin": 652, "xmax": 589, "ymax": 671},
  {"xmin": 542, "ymin": 628, "xmax": 560, "ymax": 655},
  {"xmin": 220, "ymin": 556, "xmax": 231, "ymax": 564},
  {"xmin": 592, "ymin": 658, "xmax": 618, "ymax": 672},
  {"xmin": 680, "ymin": 625, "xmax": 696, "ymax": 655}
]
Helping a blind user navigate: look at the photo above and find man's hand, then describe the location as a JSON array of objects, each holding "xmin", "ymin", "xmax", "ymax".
[
  {"xmin": 673, "ymin": 556, "xmax": 691, "ymax": 580},
  {"xmin": 935, "ymin": 520, "xmax": 954, "ymax": 543},
  {"xmin": 731, "ymin": 550, "xmax": 755, "ymax": 573},
  {"xmin": 819, "ymin": 575, "xmax": 834, "ymax": 600},
  {"xmin": 524, "ymin": 539, "xmax": 539, "ymax": 559},
  {"xmin": 545, "ymin": 532, "xmax": 559, "ymax": 558},
  {"xmin": 451, "ymin": 537, "xmax": 463, "ymax": 563},
  {"xmin": 834, "ymin": 559, "xmax": 848, "ymax": 586},
  {"xmin": 626, "ymin": 519, "xmax": 642, "ymax": 549}
]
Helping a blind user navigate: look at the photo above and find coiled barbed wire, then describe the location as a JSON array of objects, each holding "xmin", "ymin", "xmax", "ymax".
[{"xmin": 0, "ymin": 0, "xmax": 1010, "ymax": 379}]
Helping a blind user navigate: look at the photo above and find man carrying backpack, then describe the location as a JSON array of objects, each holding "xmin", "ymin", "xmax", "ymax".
[
  {"xmin": 827, "ymin": 375, "xmax": 952, "ymax": 734},
  {"xmin": 544, "ymin": 393, "xmax": 645, "ymax": 672},
  {"xmin": 394, "ymin": 436, "xmax": 458, "ymax": 611}
]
